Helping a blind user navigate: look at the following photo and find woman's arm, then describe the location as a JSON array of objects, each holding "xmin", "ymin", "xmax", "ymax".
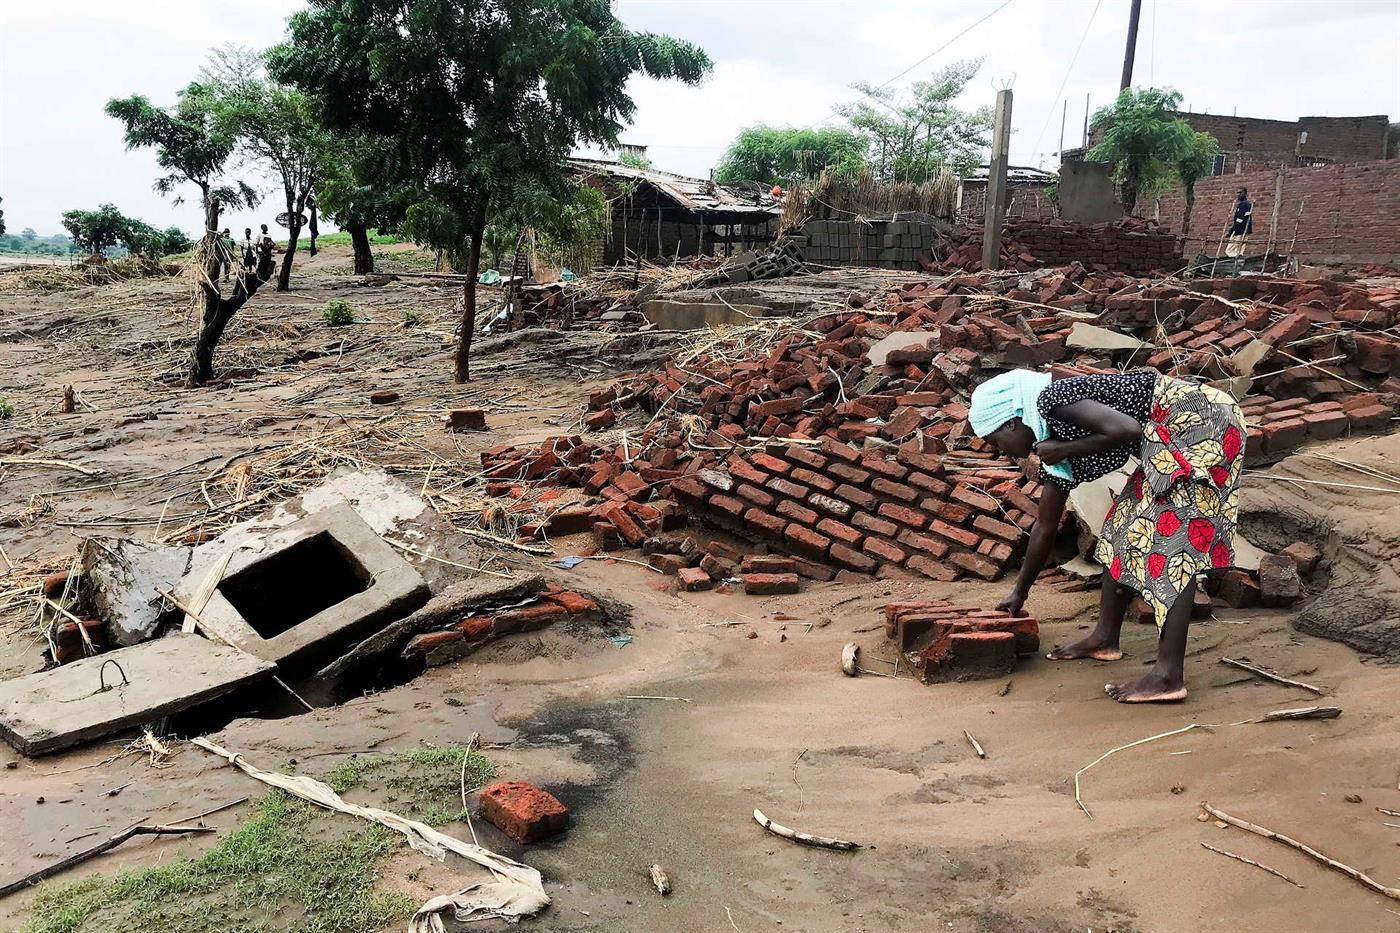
[
  {"xmin": 996, "ymin": 480, "xmax": 1069, "ymax": 616},
  {"xmin": 1034, "ymin": 398, "xmax": 1141, "ymax": 464}
]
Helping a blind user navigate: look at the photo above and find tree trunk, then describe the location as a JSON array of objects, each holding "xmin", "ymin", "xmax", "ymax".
[
  {"xmin": 349, "ymin": 223, "xmax": 373, "ymax": 274},
  {"xmin": 1121, "ymin": 166, "xmax": 1140, "ymax": 217},
  {"xmin": 189, "ymin": 197, "xmax": 266, "ymax": 386},
  {"xmin": 1182, "ymin": 184, "xmax": 1196, "ymax": 237},
  {"xmin": 453, "ymin": 202, "xmax": 489, "ymax": 383},
  {"xmin": 277, "ymin": 222, "xmax": 300, "ymax": 291}
]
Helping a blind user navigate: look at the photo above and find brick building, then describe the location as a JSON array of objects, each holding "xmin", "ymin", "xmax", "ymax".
[
  {"xmin": 1075, "ymin": 112, "xmax": 1393, "ymax": 175},
  {"xmin": 958, "ymin": 165, "xmax": 1057, "ymax": 223}
]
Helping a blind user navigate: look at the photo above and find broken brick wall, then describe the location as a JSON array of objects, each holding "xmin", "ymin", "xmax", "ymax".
[
  {"xmin": 1143, "ymin": 159, "xmax": 1400, "ymax": 264},
  {"xmin": 797, "ymin": 219, "xmax": 946, "ymax": 271}
]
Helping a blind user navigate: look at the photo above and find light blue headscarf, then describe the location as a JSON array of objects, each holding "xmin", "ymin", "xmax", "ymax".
[{"xmin": 969, "ymin": 370, "xmax": 1074, "ymax": 482}]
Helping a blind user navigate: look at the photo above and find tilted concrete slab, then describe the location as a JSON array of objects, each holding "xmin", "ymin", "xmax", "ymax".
[
  {"xmin": 179, "ymin": 504, "xmax": 428, "ymax": 667},
  {"xmin": 642, "ymin": 299, "xmax": 773, "ymax": 330},
  {"xmin": 0, "ymin": 634, "xmax": 275, "ymax": 757}
]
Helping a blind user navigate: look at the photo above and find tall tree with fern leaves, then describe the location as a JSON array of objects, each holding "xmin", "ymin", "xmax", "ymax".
[{"xmin": 269, "ymin": 0, "xmax": 711, "ymax": 381}]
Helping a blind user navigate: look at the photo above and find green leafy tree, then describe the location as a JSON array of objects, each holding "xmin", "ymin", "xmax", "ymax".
[
  {"xmin": 839, "ymin": 59, "xmax": 992, "ymax": 183},
  {"xmin": 119, "ymin": 220, "xmax": 193, "ymax": 258},
  {"xmin": 106, "ymin": 84, "xmax": 261, "ymax": 385},
  {"xmin": 316, "ymin": 138, "xmax": 410, "ymax": 275},
  {"xmin": 618, "ymin": 151, "xmax": 654, "ymax": 171},
  {"xmin": 202, "ymin": 46, "xmax": 334, "ymax": 291},
  {"xmin": 60, "ymin": 204, "xmax": 129, "ymax": 255},
  {"xmin": 20, "ymin": 228, "xmax": 36, "ymax": 241},
  {"xmin": 714, "ymin": 125, "xmax": 868, "ymax": 187},
  {"xmin": 269, "ymin": 0, "xmax": 711, "ymax": 382},
  {"xmin": 1174, "ymin": 129, "xmax": 1220, "ymax": 237},
  {"xmin": 1088, "ymin": 87, "xmax": 1194, "ymax": 215}
]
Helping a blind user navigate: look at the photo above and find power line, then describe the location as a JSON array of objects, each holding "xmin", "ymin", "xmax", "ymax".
[{"xmin": 1030, "ymin": 0, "xmax": 1103, "ymax": 162}]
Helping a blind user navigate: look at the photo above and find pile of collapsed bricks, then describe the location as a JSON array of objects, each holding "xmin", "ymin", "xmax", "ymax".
[
  {"xmin": 883, "ymin": 600, "xmax": 1040, "ymax": 682},
  {"xmin": 513, "ymin": 285, "xmax": 644, "ymax": 331},
  {"xmin": 472, "ymin": 265, "xmax": 1396, "ymax": 611}
]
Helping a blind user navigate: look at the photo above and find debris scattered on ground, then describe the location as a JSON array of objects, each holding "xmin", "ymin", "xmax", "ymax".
[
  {"xmin": 884, "ymin": 600, "xmax": 1039, "ymax": 683},
  {"xmin": 648, "ymin": 864, "xmax": 673, "ymax": 896},
  {"xmin": 752, "ymin": 809, "xmax": 860, "ymax": 851}
]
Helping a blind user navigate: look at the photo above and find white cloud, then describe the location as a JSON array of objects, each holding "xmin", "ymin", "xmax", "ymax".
[{"xmin": 2, "ymin": 0, "xmax": 1396, "ymax": 237}]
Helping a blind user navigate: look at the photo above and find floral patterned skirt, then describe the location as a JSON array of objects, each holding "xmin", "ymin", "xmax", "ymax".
[{"xmin": 1094, "ymin": 377, "xmax": 1246, "ymax": 629}]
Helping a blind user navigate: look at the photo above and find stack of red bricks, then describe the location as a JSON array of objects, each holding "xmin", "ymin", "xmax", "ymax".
[
  {"xmin": 1240, "ymin": 394, "xmax": 1393, "ymax": 457},
  {"xmin": 668, "ymin": 437, "xmax": 1044, "ymax": 583},
  {"xmin": 401, "ymin": 584, "xmax": 602, "ymax": 667},
  {"xmin": 926, "ymin": 225, "xmax": 1039, "ymax": 273},
  {"xmin": 884, "ymin": 600, "xmax": 1041, "ymax": 682}
]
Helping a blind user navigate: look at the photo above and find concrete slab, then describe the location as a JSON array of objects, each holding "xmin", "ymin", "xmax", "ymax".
[
  {"xmin": 0, "ymin": 634, "xmax": 274, "ymax": 756},
  {"xmin": 83, "ymin": 539, "xmax": 193, "ymax": 647},
  {"xmin": 867, "ymin": 331, "xmax": 933, "ymax": 367},
  {"xmin": 641, "ymin": 299, "xmax": 772, "ymax": 330},
  {"xmin": 178, "ymin": 504, "xmax": 429, "ymax": 667}
]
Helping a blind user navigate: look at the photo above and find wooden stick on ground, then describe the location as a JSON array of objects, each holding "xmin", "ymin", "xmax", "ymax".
[
  {"xmin": 1075, "ymin": 723, "xmax": 1207, "ymax": 820},
  {"xmin": 1258, "ymin": 706, "xmax": 1341, "ymax": 722},
  {"xmin": 964, "ymin": 730, "xmax": 987, "ymax": 759},
  {"xmin": 0, "ymin": 457, "xmax": 102, "ymax": 476},
  {"xmin": 0, "ymin": 824, "xmax": 215, "ymax": 897},
  {"xmin": 1220, "ymin": 657, "xmax": 1325, "ymax": 695},
  {"xmin": 1200, "ymin": 842, "xmax": 1304, "ymax": 888},
  {"xmin": 752, "ymin": 809, "xmax": 860, "ymax": 851},
  {"xmin": 1202, "ymin": 803, "xmax": 1400, "ymax": 901},
  {"xmin": 1377, "ymin": 807, "xmax": 1400, "ymax": 818}
]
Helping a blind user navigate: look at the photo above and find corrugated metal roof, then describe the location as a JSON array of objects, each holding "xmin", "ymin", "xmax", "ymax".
[{"xmin": 566, "ymin": 158, "xmax": 781, "ymax": 217}]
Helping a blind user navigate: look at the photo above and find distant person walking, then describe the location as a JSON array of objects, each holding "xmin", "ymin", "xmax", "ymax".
[
  {"xmin": 1224, "ymin": 187, "xmax": 1253, "ymax": 258},
  {"xmin": 241, "ymin": 228, "xmax": 256, "ymax": 272},
  {"xmin": 256, "ymin": 224, "xmax": 277, "ymax": 280},
  {"xmin": 218, "ymin": 228, "xmax": 235, "ymax": 281},
  {"xmin": 307, "ymin": 195, "xmax": 319, "ymax": 257}
]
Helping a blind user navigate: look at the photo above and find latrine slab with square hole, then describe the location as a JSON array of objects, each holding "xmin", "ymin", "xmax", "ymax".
[{"xmin": 192, "ymin": 505, "xmax": 429, "ymax": 667}]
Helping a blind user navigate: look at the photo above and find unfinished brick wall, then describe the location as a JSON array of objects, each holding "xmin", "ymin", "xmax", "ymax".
[
  {"xmin": 798, "ymin": 219, "xmax": 946, "ymax": 271},
  {"xmin": 959, "ymin": 183, "xmax": 1057, "ymax": 225},
  {"xmin": 1143, "ymin": 159, "xmax": 1400, "ymax": 264},
  {"xmin": 1092, "ymin": 113, "xmax": 1389, "ymax": 173},
  {"xmin": 1004, "ymin": 219, "xmax": 1181, "ymax": 273}
]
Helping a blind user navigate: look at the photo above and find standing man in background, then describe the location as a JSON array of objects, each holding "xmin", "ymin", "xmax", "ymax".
[
  {"xmin": 1224, "ymin": 187, "xmax": 1253, "ymax": 257},
  {"xmin": 307, "ymin": 195, "xmax": 320, "ymax": 257}
]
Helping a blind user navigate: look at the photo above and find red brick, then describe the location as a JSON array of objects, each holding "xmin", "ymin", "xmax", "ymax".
[
  {"xmin": 783, "ymin": 447, "xmax": 829, "ymax": 471},
  {"xmin": 862, "ymin": 536, "xmax": 908, "ymax": 564},
  {"xmin": 613, "ymin": 470, "xmax": 648, "ymax": 499},
  {"xmin": 479, "ymin": 781, "xmax": 569, "ymax": 843},
  {"xmin": 455, "ymin": 615, "xmax": 494, "ymax": 641},
  {"xmin": 924, "ymin": 498, "xmax": 973, "ymax": 524},
  {"xmin": 678, "ymin": 566, "xmax": 713, "ymax": 591},
  {"xmin": 769, "ymin": 477, "xmax": 812, "ymax": 500},
  {"xmin": 829, "ymin": 543, "xmax": 877, "ymax": 573},
  {"xmin": 906, "ymin": 555, "xmax": 959, "ymax": 581},
  {"xmin": 833, "ymin": 483, "xmax": 877, "ymax": 511},
  {"xmin": 949, "ymin": 485, "xmax": 997, "ymax": 511},
  {"xmin": 972, "ymin": 514, "xmax": 1022, "ymax": 543},
  {"xmin": 728, "ymin": 459, "xmax": 769, "ymax": 486},
  {"xmin": 820, "ymin": 438, "xmax": 862, "ymax": 463},
  {"xmin": 907, "ymin": 472, "xmax": 951, "ymax": 496},
  {"xmin": 1347, "ymin": 404, "xmax": 1392, "ymax": 431},
  {"xmin": 816, "ymin": 518, "xmax": 864, "ymax": 546},
  {"xmin": 948, "ymin": 551, "xmax": 1001, "ymax": 580},
  {"xmin": 402, "ymin": 630, "xmax": 468, "ymax": 666},
  {"xmin": 699, "ymin": 553, "xmax": 738, "ymax": 579},
  {"xmin": 776, "ymin": 499, "xmax": 819, "ymax": 525},
  {"xmin": 861, "ymin": 457, "xmax": 909, "ymax": 481},
  {"xmin": 752, "ymin": 396, "xmax": 806, "ymax": 419},
  {"xmin": 1257, "ymin": 312, "xmax": 1311, "ymax": 346},
  {"xmin": 743, "ymin": 572, "xmax": 800, "ymax": 595},
  {"xmin": 542, "ymin": 588, "xmax": 600, "ymax": 616},
  {"xmin": 896, "ymin": 529, "xmax": 951, "ymax": 558},
  {"xmin": 648, "ymin": 553, "xmax": 690, "ymax": 574},
  {"xmin": 871, "ymin": 477, "xmax": 918, "ymax": 500},
  {"xmin": 828, "ymin": 461, "xmax": 872, "ymax": 485},
  {"xmin": 783, "ymin": 523, "xmax": 831, "ymax": 559},
  {"xmin": 851, "ymin": 512, "xmax": 899, "ymax": 537},
  {"xmin": 749, "ymin": 452, "xmax": 791, "ymax": 475},
  {"xmin": 446, "ymin": 408, "xmax": 488, "ymax": 431},
  {"xmin": 493, "ymin": 602, "xmax": 569, "ymax": 634},
  {"xmin": 744, "ymin": 508, "xmax": 787, "ymax": 539},
  {"xmin": 741, "ymin": 555, "xmax": 798, "ymax": 574},
  {"xmin": 1301, "ymin": 410, "xmax": 1348, "ymax": 440},
  {"xmin": 669, "ymin": 476, "xmax": 708, "ymax": 506},
  {"xmin": 1280, "ymin": 541, "xmax": 1321, "ymax": 576},
  {"xmin": 736, "ymin": 483, "xmax": 776, "ymax": 508},
  {"xmin": 1262, "ymin": 418, "xmax": 1308, "ymax": 453},
  {"xmin": 709, "ymin": 493, "xmax": 746, "ymax": 519},
  {"xmin": 877, "ymin": 502, "xmax": 927, "ymax": 529},
  {"xmin": 790, "ymin": 467, "xmax": 836, "ymax": 493}
]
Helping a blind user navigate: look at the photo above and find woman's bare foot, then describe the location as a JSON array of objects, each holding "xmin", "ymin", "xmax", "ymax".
[
  {"xmin": 1045, "ymin": 632, "xmax": 1123, "ymax": 662},
  {"xmin": 1104, "ymin": 671, "xmax": 1187, "ymax": 703}
]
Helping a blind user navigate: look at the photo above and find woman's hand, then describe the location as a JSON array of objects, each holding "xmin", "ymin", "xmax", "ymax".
[
  {"xmin": 1034, "ymin": 439, "xmax": 1071, "ymax": 465},
  {"xmin": 996, "ymin": 588, "xmax": 1028, "ymax": 617}
]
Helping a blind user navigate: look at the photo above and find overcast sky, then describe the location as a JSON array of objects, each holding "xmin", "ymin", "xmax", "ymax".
[{"xmin": 2, "ymin": 0, "xmax": 1397, "ymax": 238}]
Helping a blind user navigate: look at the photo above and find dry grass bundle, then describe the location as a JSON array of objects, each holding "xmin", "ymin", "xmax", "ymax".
[
  {"xmin": 0, "ymin": 257, "xmax": 180, "ymax": 293},
  {"xmin": 780, "ymin": 167, "xmax": 959, "ymax": 231}
]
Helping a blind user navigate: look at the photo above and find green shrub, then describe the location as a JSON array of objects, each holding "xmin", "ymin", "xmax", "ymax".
[
  {"xmin": 402, "ymin": 309, "xmax": 422, "ymax": 327},
  {"xmin": 322, "ymin": 298, "xmax": 355, "ymax": 326},
  {"xmin": 0, "ymin": 397, "xmax": 13, "ymax": 420}
]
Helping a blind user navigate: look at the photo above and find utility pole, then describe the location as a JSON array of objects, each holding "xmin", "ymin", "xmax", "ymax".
[
  {"xmin": 983, "ymin": 88, "xmax": 1013, "ymax": 272},
  {"xmin": 1120, "ymin": 0, "xmax": 1143, "ymax": 91},
  {"xmin": 1058, "ymin": 100, "xmax": 1067, "ymax": 161},
  {"xmin": 1083, "ymin": 93, "xmax": 1091, "ymax": 148}
]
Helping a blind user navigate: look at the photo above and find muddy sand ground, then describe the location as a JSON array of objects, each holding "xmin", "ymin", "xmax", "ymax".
[{"xmin": 1, "ymin": 246, "xmax": 1397, "ymax": 932}]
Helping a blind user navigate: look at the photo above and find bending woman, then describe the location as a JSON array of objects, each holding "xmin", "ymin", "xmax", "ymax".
[{"xmin": 969, "ymin": 369, "xmax": 1246, "ymax": 703}]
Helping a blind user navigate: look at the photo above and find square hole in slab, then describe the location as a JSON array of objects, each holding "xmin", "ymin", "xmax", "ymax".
[{"xmin": 219, "ymin": 531, "xmax": 372, "ymax": 639}]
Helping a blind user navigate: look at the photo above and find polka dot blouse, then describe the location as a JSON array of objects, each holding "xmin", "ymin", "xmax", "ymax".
[{"xmin": 1035, "ymin": 370, "xmax": 1158, "ymax": 491}]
